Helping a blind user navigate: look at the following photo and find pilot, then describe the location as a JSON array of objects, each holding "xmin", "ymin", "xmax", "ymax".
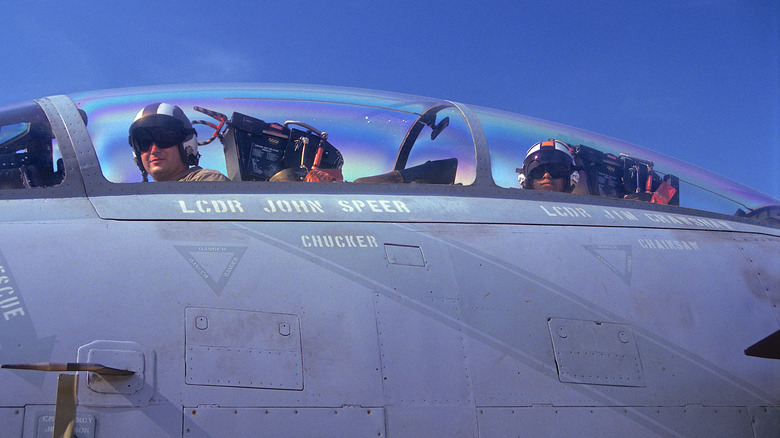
[
  {"xmin": 128, "ymin": 103, "xmax": 229, "ymax": 182},
  {"xmin": 518, "ymin": 139, "xmax": 579, "ymax": 192}
]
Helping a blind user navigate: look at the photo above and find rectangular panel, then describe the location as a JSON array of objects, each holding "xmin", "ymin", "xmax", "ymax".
[
  {"xmin": 0, "ymin": 408, "xmax": 23, "ymax": 437},
  {"xmin": 385, "ymin": 406, "xmax": 477, "ymax": 437},
  {"xmin": 185, "ymin": 307, "xmax": 302, "ymax": 390},
  {"xmin": 548, "ymin": 318, "xmax": 644, "ymax": 387},
  {"xmin": 23, "ymin": 405, "xmax": 180, "ymax": 437},
  {"xmin": 478, "ymin": 406, "xmax": 754, "ymax": 438},
  {"xmin": 384, "ymin": 243, "xmax": 426, "ymax": 267},
  {"xmin": 184, "ymin": 407, "xmax": 385, "ymax": 438},
  {"xmin": 186, "ymin": 345, "xmax": 302, "ymax": 389},
  {"xmin": 374, "ymin": 293, "xmax": 472, "ymax": 405}
]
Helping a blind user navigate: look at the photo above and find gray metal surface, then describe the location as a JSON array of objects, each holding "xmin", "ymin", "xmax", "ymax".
[
  {"xmin": 0, "ymin": 408, "xmax": 24, "ymax": 437},
  {"xmin": 477, "ymin": 406, "xmax": 756, "ymax": 438},
  {"xmin": 0, "ymin": 87, "xmax": 778, "ymax": 437}
]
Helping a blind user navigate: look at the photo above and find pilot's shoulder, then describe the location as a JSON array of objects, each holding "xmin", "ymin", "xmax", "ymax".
[{"xmin": 179, "ymin": 167, "xmax": 230, "ymax": 182}]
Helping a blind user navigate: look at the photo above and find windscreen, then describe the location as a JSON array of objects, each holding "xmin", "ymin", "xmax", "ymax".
[
  {"xmin": 73, "ymin": 86, "xmax": 476, "ymax": 186},
  {"xmin": 480, "ymin": 106, "xmax": 778, "ymax": 217}
]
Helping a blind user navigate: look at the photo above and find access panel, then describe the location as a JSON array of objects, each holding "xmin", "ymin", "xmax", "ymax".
[{"xmin": 185, "ymin": 307, "xmax": 303, "ymax": 390}]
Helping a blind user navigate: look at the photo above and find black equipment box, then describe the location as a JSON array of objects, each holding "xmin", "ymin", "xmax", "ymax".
[
  {"xmin": 573, "ymin": 144, "xmax": 679, "ymax": 205},
  {"xmin": 573, "ymin": 144, "xmax": 625, "ymax": 198},
  {"xmin": 223, "ymin": 112, "xmax": 290, "ymax": 181},
  {"xmin": 223, "ymin": 112, "xmax": 343, "ymax": 181}
]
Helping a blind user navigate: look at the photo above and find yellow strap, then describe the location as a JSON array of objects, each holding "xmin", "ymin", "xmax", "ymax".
[{"xmin": 53, "ymin": 373, "xmax": 78, "ymax": 438}]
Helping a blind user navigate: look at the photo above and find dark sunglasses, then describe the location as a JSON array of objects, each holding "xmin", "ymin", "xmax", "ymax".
[
  {"xmin": 528, "ymin": 163, "xmax": 570, "ymax": 180},
  {"xmin": 131, "ymin": 127, "xmax": 186, "ymax": 153}
]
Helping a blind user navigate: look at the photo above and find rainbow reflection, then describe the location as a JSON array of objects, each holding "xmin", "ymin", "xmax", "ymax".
[
  {"xmin": 72, "ymin": 85, "xmax": 476, "ymax": 185},
  {"xmin": 63, "ymin": 83, "xmax": 777, "ymax": 216}
]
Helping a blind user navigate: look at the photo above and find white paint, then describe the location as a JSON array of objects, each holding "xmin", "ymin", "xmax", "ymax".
[
  {"xmin": 301, "ymin": 234, "xmax": 379, "ymax": 248},
  {"xmin": 339, "ymin": 199, "xmax": 410, "ymax": 213},
  {"xmin": 179, "ymin": 200, "xmax": 244, "ymax": 214}
]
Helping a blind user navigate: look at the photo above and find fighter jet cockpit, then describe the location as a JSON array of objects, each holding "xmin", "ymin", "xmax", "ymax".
[
  {"xmin": 0, "ymin": 84, "xmax": 776, "ymax": 226},
  {"xmin": 76, "ymin": 86, "xmax": 477, "ymax": 188},
  {"xmin": 479, "ymin": 106, "xmax": 779, "ymax": 223}
]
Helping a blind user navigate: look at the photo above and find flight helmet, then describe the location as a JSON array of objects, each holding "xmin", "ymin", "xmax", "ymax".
[
  {"xmin": 518, "ymin": 139, "xmax": 579, "ymax": 192},
  {"xmin": 128, "ymin": 103, "xmax": 199, "ymax": 181}
]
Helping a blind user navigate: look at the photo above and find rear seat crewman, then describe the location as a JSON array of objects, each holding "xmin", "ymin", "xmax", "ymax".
[
  {"xmin": 518, "ymin": 139, "xmax": 579, "ymax": 193},
  {"xmin": 129, "ymin": 103, "xmax": 229, "ymax": 182}
]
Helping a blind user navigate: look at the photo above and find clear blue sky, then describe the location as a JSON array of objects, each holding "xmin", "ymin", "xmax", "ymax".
[{"xmin": 1, "ymin": 1, "xmax": 777, "ymax": 198}]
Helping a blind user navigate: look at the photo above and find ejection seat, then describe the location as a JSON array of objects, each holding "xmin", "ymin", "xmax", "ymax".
[{"xmin": 0, "ymin": 166, "xmax": 42, "ymax": 189}]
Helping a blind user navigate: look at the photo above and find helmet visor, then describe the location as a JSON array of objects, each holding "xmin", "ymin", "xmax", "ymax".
[
  {"xmin": 130, "ymin": 127, "xmax": 186, "ymax": 152},
  {"xmin": 527, "ymin": 162, "xmax": 571, "ymax": 180},
  {"xmin": 524, "ymin": 147, "xmax": 573, "ymax": 178}
]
